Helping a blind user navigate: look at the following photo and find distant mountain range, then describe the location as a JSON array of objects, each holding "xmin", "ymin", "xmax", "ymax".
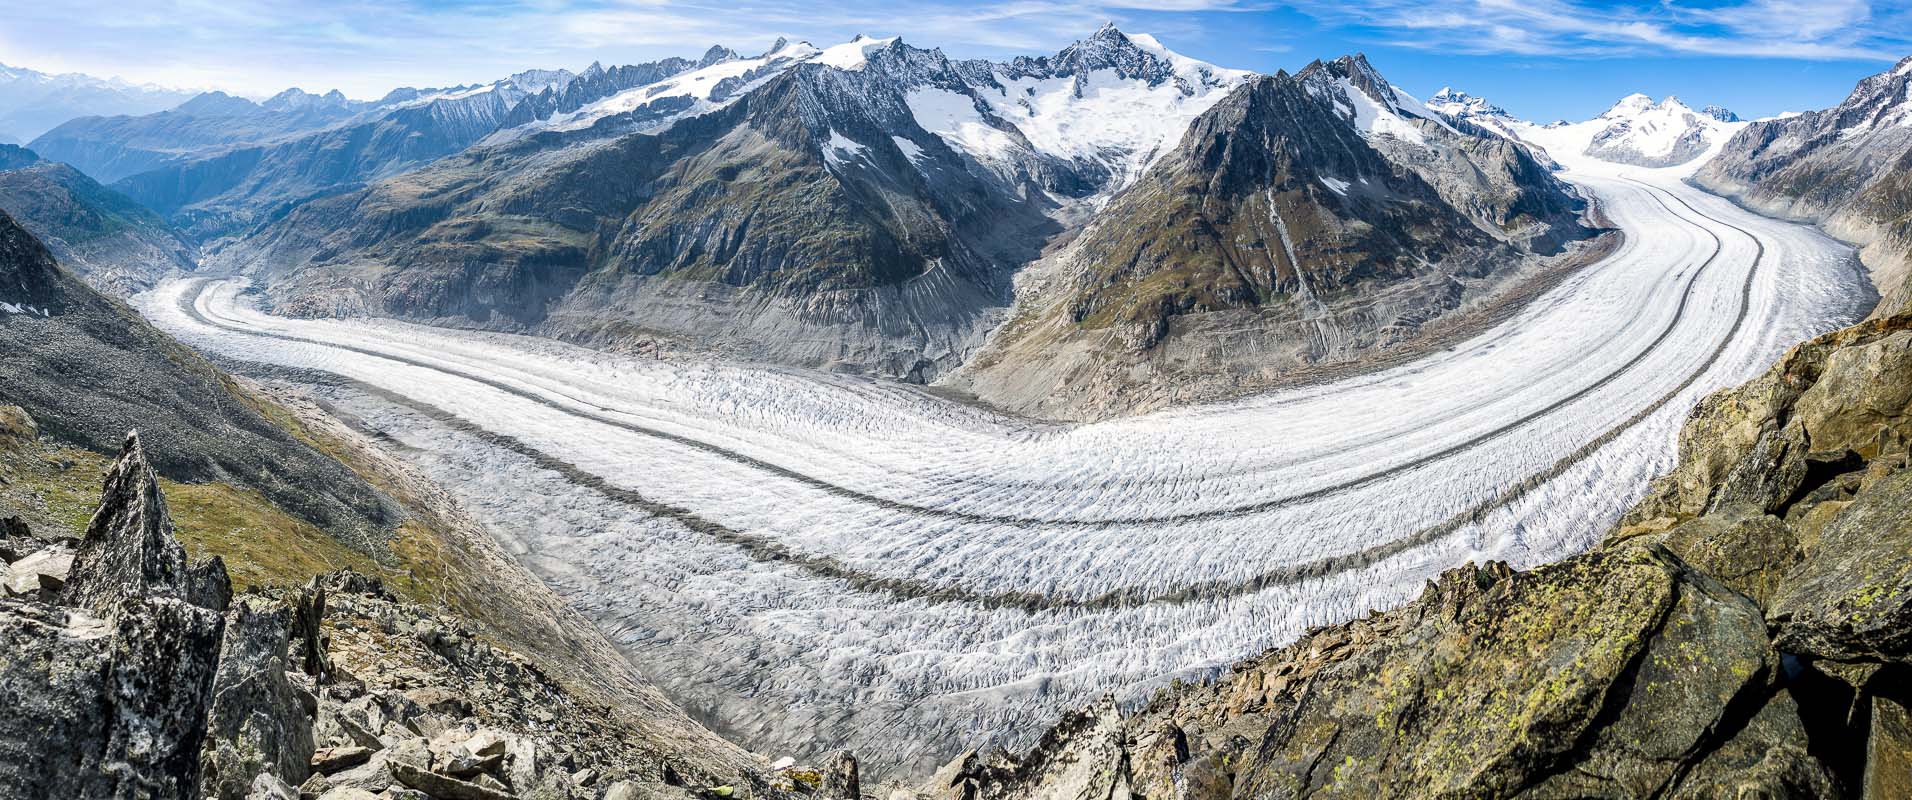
[
  {"xmin": 12, "ymin": 31, "xmax": 1912, "ymax": 423},
  {"xmin": 0, "ymin": 63, "xmax": 200, "ymax": 144},
  {"xmin": 99, "ymin": 25, "xmax": 1582, "ymax": 420}
]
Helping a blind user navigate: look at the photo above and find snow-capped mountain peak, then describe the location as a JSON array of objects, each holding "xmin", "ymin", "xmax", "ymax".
[
  {"xmin": 998, "ymin": 24, "xmax": 1249, "ymax": 93},
  {"xmin": 501, "ymin": 37, "xmax": 834, "ymax": 139},
  {"xmin": 1427, "ymin": 87, "xmax": 1508, "ymax": 119},
  {"xmin": 1604, "ymin": 92, "xmax": 1657, "ymax": 117},
  {"xmin": 813, "ymin": 35, "xmax": 900, "ymax": 71},
  {"xmin": 1823, "ymin": 55, "xmax": 1912, "ymax": 134},
  {"xmin": 1424, "ymin": 86, "xmax": 1534, "ymax": 147},
  {"xmin": 1512, "ymin": 91, "xmax": 1747, "ymax": 169},
  {"xmin": 913, "ymin": 26, "xmax": 1252, "ymax": 191},
  {"xmin": 1296, "ymin": 54, "xmax": 1460, "ymax": 146},
  {"xmin": 507, "ymin": 68, "xmax": 577, "ymax": 95}
]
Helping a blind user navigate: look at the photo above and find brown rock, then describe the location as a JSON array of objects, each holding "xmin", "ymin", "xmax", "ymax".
[
  {"xmin": 389, "ymin": 760, "xmax": 517, "ymax": 800},
  {"xmin": 1867, "ymin": 692, "xmax": 1912, "ymax": 799},
  {"xmin": 311, "ymin": 746, "xmax": 374, "ymax": 774}
]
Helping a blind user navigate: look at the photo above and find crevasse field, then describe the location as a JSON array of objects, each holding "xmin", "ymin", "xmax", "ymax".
[{"xmin": 140, "ymin": 146, "xmax": 1873, "ymax": 775}]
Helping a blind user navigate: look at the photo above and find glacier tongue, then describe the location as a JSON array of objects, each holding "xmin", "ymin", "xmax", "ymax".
[{"xmin": 137, "ymin": 148, "xmax": 1870, "ymax": 778}]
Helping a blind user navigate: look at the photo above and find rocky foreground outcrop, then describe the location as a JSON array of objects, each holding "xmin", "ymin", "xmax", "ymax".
[
  {"xmin": 0, "ymin": 432, "xmax": 857, "ymax": 800},
  {"xmin": 926, "ymin": 312, "xmax": 1912, "ymax": 799}
]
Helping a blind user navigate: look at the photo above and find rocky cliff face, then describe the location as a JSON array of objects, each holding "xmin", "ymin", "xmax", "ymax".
[
  {"xmin": 0, "ymin": 143, "xmax": 197, "ymax": 294},
  {"xmin": 2, "ymin": 433, "xmax": 849, "ymax": 800},
  {"xmin": 1696, "ymin": 56, "xmax": 1912, "ymax": 319},
  {"xmin": 926, "ymin": 311, "xmax": 1912, "ymax": 798}
]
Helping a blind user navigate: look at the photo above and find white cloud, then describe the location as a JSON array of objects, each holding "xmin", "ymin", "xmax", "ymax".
[
  {"xmin": 0, "ymin": 0, "xmax": 1255, "ymax": 99},
  {"xmin": 1288, "ymin": 0, "xmax": 1912, "ymax": 62}
]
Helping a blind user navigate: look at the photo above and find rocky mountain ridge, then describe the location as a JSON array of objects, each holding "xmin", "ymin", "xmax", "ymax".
[
  {"xmin": 1696, "ymin": 55, "xmax": 1912, "ymax": 319},
  {"xmin": 3, "ymin": 431, "xmax": 828, "ymax": 800},
  {"xmin": 0, "ymin": 143, "xmax": 197, "ymax": 294},
  {"xmin": 941, "ymin": 54, "xmax": 1594, "ymax": 419},
  {"xmin": 28, "ymin": 64, "xmax": 666, "ymax": 241},
  {"xmin": 211, "ymin": 31, "xmax": 1590, "ymax": 413}
]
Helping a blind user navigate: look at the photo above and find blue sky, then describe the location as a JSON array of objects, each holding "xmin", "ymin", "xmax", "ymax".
[{"xmin": 3, "ymin": 0, "xmax": 1909, "ymax": 121}]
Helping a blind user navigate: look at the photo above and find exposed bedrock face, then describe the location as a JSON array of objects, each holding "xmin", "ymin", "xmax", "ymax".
[
  {"xmin": 0, "ymin": 144, "xmax": 198, "ymax": 296},
  {"xmin": 941, "ymin": 313, "xmax": 1912, "ymax": 799}
]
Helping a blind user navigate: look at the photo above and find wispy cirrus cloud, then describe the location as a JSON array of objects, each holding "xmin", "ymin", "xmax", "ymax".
[
  {"xmin": 0, "ymin": 0, "xmax": 1260, "ymax": 98},
  {"xmin": 1287, "ymin": 0, "xmax": 1912, "ymax": 61}
]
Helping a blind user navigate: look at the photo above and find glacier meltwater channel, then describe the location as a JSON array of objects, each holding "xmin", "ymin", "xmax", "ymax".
[{"xmin": 140, "ymin": 154, "xmax": 1872, "ymax": 777}]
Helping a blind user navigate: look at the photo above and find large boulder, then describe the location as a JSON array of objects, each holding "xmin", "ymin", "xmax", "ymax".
[
  {"xmin": 200, "ymin": 595, "xmax": 317, "ymax": 799},
  {"xmin": 1623, "ymin": 315, "xmax": 1912, "ymax": 526},
  {"xmin": 1771, "ymin": 468, "xmax": 1912, "ymax": 663}
]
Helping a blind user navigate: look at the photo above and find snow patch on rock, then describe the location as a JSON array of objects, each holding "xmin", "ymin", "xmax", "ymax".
[{"xmin": 906, "ymin": 88, "xmax": 1020, "ymax": 159}]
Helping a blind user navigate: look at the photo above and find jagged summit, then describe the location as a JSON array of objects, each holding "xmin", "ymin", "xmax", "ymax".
[
  {"xmin": 61, "ymin": 431, "xmax": 231, "ymax": 614},
  {"xmin": 999, "ymin": 23, "xmax": 1248, "ymax": 91},
  {"xmin": 699, "ymin": 45, "xmax": 740, "ymax": 67},
  {"xmin": 1428, "ymin": 86, "xmax": 1509, "ymax": 118},
  {"xmin": 259, "ymin": 87, "xmax": 352, "ymax": 112}
]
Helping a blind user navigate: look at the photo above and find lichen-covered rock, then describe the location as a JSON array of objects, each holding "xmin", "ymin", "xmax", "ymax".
[
  {"xmin": 929, "ymin": 548, "xmax": 1798, "ymax": 800},
  {"xmin": 1866, "ymin": 691, "xmax": 1912, "ymax": 799},
  {"xmin": 820, "ymin": 750, "xmax": 860, "ymax": 800},
  {"xmin": 1663, "ymin": 691, "xmax": 1838, "ymax": 798},
  {"xmin": 1613, "ymin": 504, "xmax": 1802, "ymax": 611},
  {"xmin": 1791, "ymin": 330, "xmax": 1912, "ymax": 460},
  {"xmin": 1771, "ymin": 468, "xmax": 1912, "ymax": 663},
  {"xmin": 200, "ymin": 595, "xmax": 316, "ymax": 799},
  {"xmin": 1623, "ymin": 315, "xmax": 1912, "ymax": 526},
  {"xmin": 0, "ymin": 592, "xmax": 227, "ymax": 798}
]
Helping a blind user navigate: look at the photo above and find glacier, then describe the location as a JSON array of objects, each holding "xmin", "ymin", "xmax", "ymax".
[{"xmin": 137, "ymin": 148, "xmax": 1873, "ymax": 776}]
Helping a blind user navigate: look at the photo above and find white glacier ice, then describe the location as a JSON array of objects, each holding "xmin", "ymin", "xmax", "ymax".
[{"xmin": 135, "ymin": 148, "xmax": 1873, "ymax": 776}]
